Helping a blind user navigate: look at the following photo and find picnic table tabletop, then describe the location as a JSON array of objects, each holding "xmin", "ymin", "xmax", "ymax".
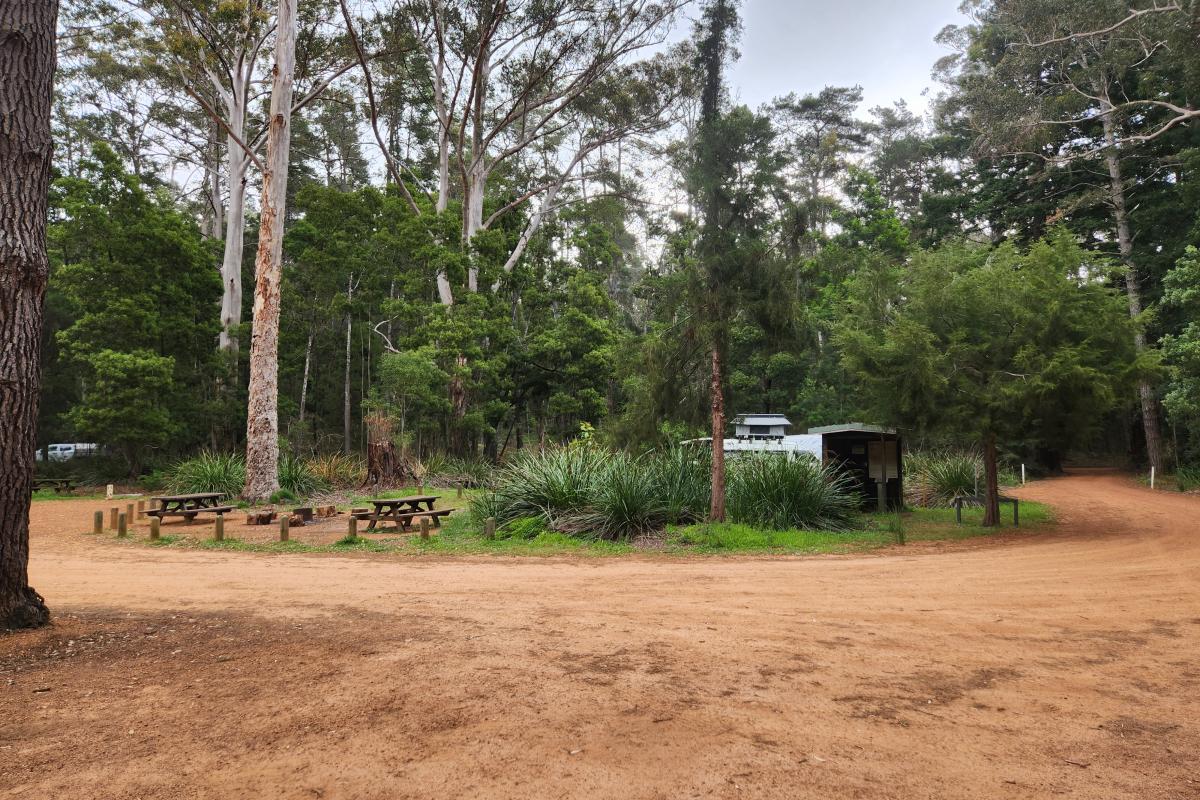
[
  {"xmin": 369, "ymin": 495, "xmax": 438, "ymax": 507},
  {"xmin": 153, "ymin": 492, "xmax": 224, "ymax": 502}
]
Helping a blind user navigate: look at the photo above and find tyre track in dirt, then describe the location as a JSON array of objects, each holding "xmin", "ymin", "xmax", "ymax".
[{"xmin": 2, "ymin": 469, "xmax": 1198, "ymax": 799}]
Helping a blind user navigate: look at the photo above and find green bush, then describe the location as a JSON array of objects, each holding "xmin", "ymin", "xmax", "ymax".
[
  {"xmin": 166, "ymin": 451, "xmax": 246, "ymax": 496},
  {"xmin": 728, "ymin": 454, "xmax": 860, "ymax": 531},
  {"xmin": 270, "ymin": 489, "xmax": 298, "ymax": 505},
  {"xmin": 904, "ymin": 450, "xmax": 1021, "ymax": 507},
  {"xmin": 473, "ymin": 445, "xmax": 853, "ymax": 540},
  {"xmin": 425, "ymin": 455, "xmax": 496, "ymax": 489},
  {"xmin": 279, "ymin": 452, "xmax": 327, "ymax": 497},
  {"xmin": 1177, "ymin": 465, "xmax": 1200, "ymax": 492},
  {"xmin": 305, "ymin": 453, "xmax": 366, "ymax": 489}
]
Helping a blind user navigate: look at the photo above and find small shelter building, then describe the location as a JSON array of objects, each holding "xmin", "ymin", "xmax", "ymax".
[{"xmin": 807, "ymin": 423, "xmax": 903, "ymax": 510}]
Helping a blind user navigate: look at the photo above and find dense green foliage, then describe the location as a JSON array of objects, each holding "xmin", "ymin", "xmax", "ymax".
[
  {"xmin": 41, "ymin": 0, "xmax": 1200, "ymax": 488},
  {"xmin": 473, "ymin": 447, "xmax": 858, "ymax": 539}
]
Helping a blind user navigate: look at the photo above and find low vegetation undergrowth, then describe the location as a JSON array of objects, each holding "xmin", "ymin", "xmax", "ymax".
[
  {"xmin": 471, "ymin": 446, "xmax": 892, "ymax": 541},
  {"xmin": 904, "ymin": 450, "xmax": 1020, "ymax": 508}
]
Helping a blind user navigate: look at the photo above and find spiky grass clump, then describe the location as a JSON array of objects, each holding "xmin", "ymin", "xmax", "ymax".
[
  {"xmin": 305, "ymin": 452, "xmax": 366, "ymax": 489},
  {"xmin": 904, "ymin": 450, "xmax": 984, "ymax": 507},
  {"xmin": 1177, "ymin": 465, "xmax": 1200, "ymax": 493},
  {"xmin": 279, "ymin": 452, "xmax": 327, "ymax": 497},
  {"xmin": 166, "ymin": 451, "xmax": 246, "ymax": 497},
  {"xmin": 727, "ymin": 454, "xmax": 860, "ymax": 531},
  {"xmin": 479, "ymin": 446, "xmax": 606, "ymax": 526}
]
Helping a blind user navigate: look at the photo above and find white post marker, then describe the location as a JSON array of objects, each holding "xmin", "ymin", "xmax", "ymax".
[
  {"xmin": 1151, "ymin": 466, "xmax": 1156, "ymax": 490},
  {"xmin": 106, "ymin": 483, "xmax": 114, "ymax": 500},
  {"xmin": 1021, "ymin": 464, "xmax": 1026, "ymax": 486}
]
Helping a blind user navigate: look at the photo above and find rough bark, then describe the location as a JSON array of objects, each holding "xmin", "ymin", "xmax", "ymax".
[
  {"xmin": 0, "ymin": 0, "xmax": 56, "ymax": 630},
  {"xmin": 1099, "ymin": 115, "xmax": 1164, "ymax": 472},
  {"xmin": 243, "ymin": 0, "xmax": 297, "ymax": 502},
  {"xmin": 982, "ymin": 433, "xmax": 1001, "ymax": 527},
  {"xmin": 709, "ymin": 346, "xmax": 726, "ymax": 523}
]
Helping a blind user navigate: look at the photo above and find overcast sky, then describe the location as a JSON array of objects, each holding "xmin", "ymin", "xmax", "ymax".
[{"xmin": 718, "ymin": 0, "xmax": 968, "ymax": 116}]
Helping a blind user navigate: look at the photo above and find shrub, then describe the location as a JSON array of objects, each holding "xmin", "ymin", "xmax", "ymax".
[
  {"xmin": 279, "ymin": 452, "xmax": 327, "ymax": 497},
  {"xmin": 1177, "ymin": 466, "xmax": 1200, "ymax": 493},
  {"xmin": 270, "ymin": 489, "xmax": 298, "ymax": 505},
  {"xmin": 904, "ymin": 450, "xmax": 988, "ymax": 507},
  {"xmin": 647, "ymin": 445, "xmax": 711, "ymax": 526},
  {"xmin": 728, "ymin": 454, "xmax": 860, "ymax": 531},
  {"xmin": 486, "ymin": 447, "xmax": 608, "ymax": 525},
  {"xmin": 166, "ymin": 451, "xmax": 245, "ymax": 496},
  {"xmin": 557, "ymin": 452, "xmax": 668, "ymax": 539},
  {"xmin": 305, "ymin": 452, "xmax": 366, "ymax": 489},
  {"xmin": 425, "ymin": 455, "xmax": 496, "ymax": 489}
]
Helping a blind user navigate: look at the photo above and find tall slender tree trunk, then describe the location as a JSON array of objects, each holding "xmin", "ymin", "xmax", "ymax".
[
  {"xmin": 298, "ymin": 327, "xmax": 313, "ymax": 422},
  {"xmin": 218, "ymin": 96, "xmax": 249, "ymax": 356},
  {"xmin": 709, "ymin": 346, "xmax": 727, "ymax": 522},
  {"xmin": 343, "ymin": 276, "xmax": 355, "ymax": 454},
  {"xmin": 1100, "ymin": 113, "xmax": 1164, "ymax": 472},
  {"xmin": 981, "ymin": 433, "xmax": 1001, "ymax": 527},
  {"xmin": 243, "ymin": 0, "xmax": 297, "ymax": 502},
  {"xmin": 0, "ymin": 0, "xmax": 56, "ymax": 630}
]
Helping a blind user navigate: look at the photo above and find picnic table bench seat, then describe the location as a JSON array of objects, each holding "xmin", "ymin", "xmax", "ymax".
[
  {"xmin": 147, "ymin": 505, "xmax": 236, "ymax": 519},
  {"xmin": 149, "ymin": 493, "xmax": 232, "ymax": 523},
  {"xmin": 33, "ymin": 477, "xmax": 76, "ymax": 493}
]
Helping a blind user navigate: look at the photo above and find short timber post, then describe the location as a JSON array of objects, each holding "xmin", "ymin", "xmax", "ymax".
[
  {"xmin": 279, "ymin": 516, "xmax": 290, "ymax": 542},
  {"xmin": 347, "ymin": 516, "xmax": 358, "ymax": 542},
  {"xmin": 109, "ymin": 506, "xmax": 118, "ymax": 531},
  {"xmin": 117, "ymin": 512, "xmax": 128, "ymax": 538},
  {"xmin": 484, "ymin": 517, "xmax": 496, "ymax": 540},
  {"xmin": 215, "ymin": 514, "xmax": 225, "ymax": 542},
  {"xmin": 150, "ymin": 516, "xmax": 161, "ymax": 541},
  {"xmin": 876, "ymin": 481, "xmax": 887, "ymax": 514},
  {"xmin": 456, "ymin": 483, "xmax": 463, "ymax": 499},
  {"xmin": 92, "ymin": 510, "xmax": 103, "ymax": 535},
  {"xmin": 125, "ymin": 503, "xmax": 135, "ymax": 528},
  {"xmin": 420, "ymin": 517, "xmax": 431, "ymax": 540},
  {"xmin": 137, "ymin": 499, "xmax": 146, "ymax": 519}
]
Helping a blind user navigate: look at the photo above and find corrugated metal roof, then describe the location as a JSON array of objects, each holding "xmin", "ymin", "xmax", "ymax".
[
  {"xmin": 734, "ymin": 414, "xmax": 792, "ymax": 426},
  {"xmin": 807, "ymin": 423, "xmax": 897, "ymax": 436}
]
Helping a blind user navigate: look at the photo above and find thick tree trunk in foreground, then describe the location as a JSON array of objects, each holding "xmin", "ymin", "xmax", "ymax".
[
  {"xmin": 244, "ymin": 0, "xmax": 297, "ymax": 502},
  {"xmin": 709, "ymin": 346, "xmax": 727, "ymax": 523},
  {"xmin": 982, "ymin": 433, "xmax": 1001, "ymax": 528},
  {"xmin": 0, "ymin": 0, "xmax": 56, "ymax": 630},
  {"xmin": 1100, "ymin": 113, "xmax": 1164, "ymax": 473}
]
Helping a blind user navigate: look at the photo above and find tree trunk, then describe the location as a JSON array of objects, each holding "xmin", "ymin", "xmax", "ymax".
[
  {"xmin": 0, "ymin": 0, "xmax": 55, "ymax": 630},
  {"xmin": 298, "ymin": 327, "xmax": 313, "ymax": 422},
  {"xmin": 1100, "ymin": 111, "xmax": 1164, "ymax": 472},
  {"xmin": 982, "ymin": 433, "xmax": 1001, "ymax": 528},
  {"xmin": 343, "ymin": 280, "xmax": 354, "ymax": 454},
  {"xmin": 243, "ymin": 0, "xmax": 297, "ymax": 502},
  {"xmin": 709, "ymin": 346, "xmax": 727, "ymax": 523},
  {"xmin": 218, "ymin": 95, "xmax": 249, "ymax": 356}
]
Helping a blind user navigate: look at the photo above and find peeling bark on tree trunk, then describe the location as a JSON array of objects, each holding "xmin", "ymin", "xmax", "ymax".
[
  {"xmin": 1100, "ymin": 109, "xmax": 1164, "ymax": 472},
  {"xmin": 0, "ymin": 0, "xmax": 55, "ymax": 630},
  {"xmin": 709, "ymin": 347, "xmax": 727, "ymax": 523},
  {"xmin": 982, "ymin": 433, "xmax": 1001, "ymax": 528},
  {"xmin": 243, "ymin": 0, "xmax": 296, "ymax": 502}
]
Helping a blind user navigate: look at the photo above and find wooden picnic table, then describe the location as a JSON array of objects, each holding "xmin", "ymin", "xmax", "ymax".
[
  {"xmin": 33, "ymin": 477, "xmax": 76, "ymax": 494},
  {"xmin": 357, "ymin": 495, "xmax": 450, "ymax": 532},
  {"xmin": 149, "ymin": 492, "xmax": 234, "ymax": 522}
]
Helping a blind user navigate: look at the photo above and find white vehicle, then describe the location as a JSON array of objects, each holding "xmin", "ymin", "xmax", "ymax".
[{"xmin": 42, "ymin": 443, "xmax": 100, "ymax": 461}]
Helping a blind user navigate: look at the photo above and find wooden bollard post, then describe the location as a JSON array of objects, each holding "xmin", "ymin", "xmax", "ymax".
[
  {"xmin": 117, "ymin": 512, "xmax": 128, "ymax": 538},
  {"xmin": 150, "ymin": 516, "xmax": 161, "ymax": 541},
  {"xmin": 347, "ymin": 516, "xmax": 358, "ymax": 542},
  {"xmin": 419, "ymin": 517, "xmax": 431, "ymax": 540},
  {"xmin": 279, "ymin": 516, "xmax": 290, "ymax": 542},
  {"xmin": 137, "ymin": 499, "xmax": 146, "ymax": 519},
  {"xmin": 92, "ymin": 510, "xmax": 103, "ymax": 535},
  {"xmin": 456, "ymin": 483, "xmax": 464, "ymax": 499},
  {"xmin": 125, "ymin": 502, "xmax": 135, "ymax": 528},
  {"xmin": 484, "ymin": 517, "xmax": 496, "ymax": 540},
  {"xmin": 215, "ymin": 514, "xmax": 225, "ymax": 542},
  {"xmin": 109, "ymin": 506, "xmax": 118, "ymax": 531}
]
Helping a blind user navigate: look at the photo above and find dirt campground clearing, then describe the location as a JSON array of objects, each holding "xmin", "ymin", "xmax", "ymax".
[{"xmin": 2, "ymin": 470, "xmax": 1199, "ymax": 800}]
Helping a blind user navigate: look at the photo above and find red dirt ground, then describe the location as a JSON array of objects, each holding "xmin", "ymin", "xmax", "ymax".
[{"xmin": 2, "ymin": 469, "xmax": 1198, "ymax": 799}]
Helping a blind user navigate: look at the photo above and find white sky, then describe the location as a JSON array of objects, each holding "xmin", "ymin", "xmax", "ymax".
[{"xmin": 721, "ymin": 0, "xmax": 968, "ymax": 115}]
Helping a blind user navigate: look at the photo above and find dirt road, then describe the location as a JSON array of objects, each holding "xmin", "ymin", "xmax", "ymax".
[{"xmin": 3, "ymin": 470, "xmax": 1198, "ymax": 799}]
